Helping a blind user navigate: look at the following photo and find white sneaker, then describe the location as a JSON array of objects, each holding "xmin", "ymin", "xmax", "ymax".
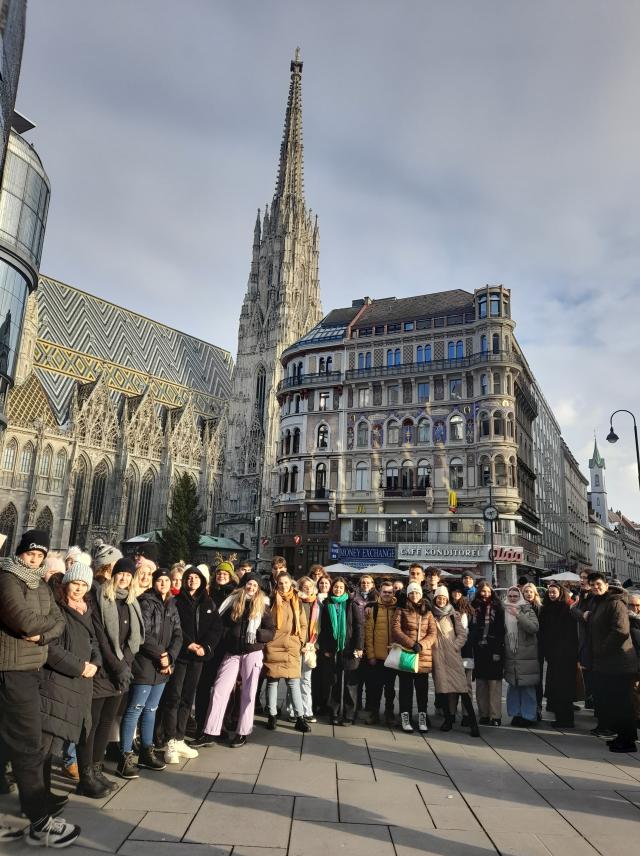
[
  {"xmin": 0, "ymin": 822, "xmax": 24, "ymax": 842},
  {"xmin": 400, "ymin": 712, "xmax": 413, "ymax": 733},
  {"xmin": 164, "ymin": 739, "xmax": 181, "ymax": 764},
  {"xmin": 418, "ymin": 712, "xmax": 429, "ymax": 733},
  {"xmin": 175, "ymin": 739, "xmax": 199, "ymax": 759},
  {"xmin": 25, "ymin": 816, "xmax": 80, "ymax": 849}
]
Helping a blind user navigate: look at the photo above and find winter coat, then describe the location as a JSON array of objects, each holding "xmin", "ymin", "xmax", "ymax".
[
  {"xmin": 40, "ymin": 602, "xmax": 101, "ymax": 742},
  {"xmin": 132, "ymin": 590, "xmax": 183, "ymax": 685},
  {"xmin": 351, "ymin": 589, "xmax": 378, "ymax": 624},
  {"xmin": 391, "ymin": 601, "xmax": 437, "ymax": 674},
  {"xmin": 503, "ymin": 604, "xmax": 540, "ymax": 687},
  {"xmin": 89, "ymin": 591, "xmax": 143, "ymax": 698},
  {"xmin": 587, "ymin": 591, "xmax": 637, "ymax": 675},
  {"xmin": 264, "ymin": 596, "xmax": 308, "ymax": 679},
  {"xmin": 470, "ymin": 598, "xmax": 505, "ymax": 680},
  {"xmin": 174, "ymin": 573, "xmax": 223, "ymax": 662},
  {"xmin": 571, "ymin": 590, "xmax": 595, "ymax": 669},
  {"xmin": 432, "ymin": 609, "xmax": 469, "ymax": 694},
  {"xmin": 629, "ymin": 612, "xmax": 640, "ymax": 665},
  {"xmin": 539, "ymin": 599, "xmax": 579, "ymax": 708},
  {"xmin": 0, "ymin": 561, "xmax": 65, "ymax": 671},
  {"xmin": 318, "ymin": 599, "xmax": 364, "ymax": 671},
  {"xmin": 222, "ymin": 601, "xmax": 276, "ymax": 656},
  {"xmin": 209, "ymin": 581, "xmax": 237, "ymax": 609},
  {"xmin": 364, "ymin": 598, "xmax": 397, "ymax": 662}
]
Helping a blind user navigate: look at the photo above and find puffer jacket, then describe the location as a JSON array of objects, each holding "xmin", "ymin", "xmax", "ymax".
[
  {"xmin": 503, "ymin": 603, "xmax": 540, "ymax": 687},
  {"xmin": 174, "ymin": 571, "xmax": 223, "ymax": 662},
  {"xmin": 432, "ymin": 609, "xmax": 469, "ymax": 694},
  {"xmin": 391, "ymin": 601, "xmax": 437, "ymax": 673},
  {"xmin": 132, "ymin": 589, "xmax": 183, "ymax": 685},
  {"xmin": 40, "ymin": 602, "xmax": 101, "ymax": 742},
  {"xmin": 364, "ymin": 598, "xmax": 397, "ymax": 661},
  {"xmin": 0, "ymin": 560, "xmax": 65, "ymax": 671},
  {"xmin": 209, "ymin": 581, "xmax": 237, "ymax": 609},
  {"xmin": 587, "ymin": 590, "xmax": 636, "ymax": 675},
  {"xmin": 264, "ymin": 595, "xmax": 308, "ymax": 679}
]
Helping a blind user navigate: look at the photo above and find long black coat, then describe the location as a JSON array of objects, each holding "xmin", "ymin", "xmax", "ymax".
[
  {"xmin": 174, "ymin": 578, "xmax": 223, "ymax": 663},
  {"xmin": 222, "ymin": 601, "xmax": 275, "ymax": 655},
  {"xmin": 40, "ymin": 602, "xmax": 101, "ymax": 742},
  {"xmin": 132, "ymin": 590, "xmax": 182, "ymax": 685},
  {"xmin": 587, "ymin": 591, "xmax": 637, "ymax": 675},
  {"xmin": 318, "ymin": 599, "xmax": 364, "ymax": 672},
  {"xmin": 89, "ymin": 593, "xmax": 138, "ymax": 699},
  {"xmin": 539, "ymin": 599, "xmax": 578, "ymax": 708},
  {"xmin": 209, "ymin": 581, "xmax": 237, "ymax": 609},
  {"xmin": 470, "ymin": 599, "xmax": 505, "ymax": 681}
]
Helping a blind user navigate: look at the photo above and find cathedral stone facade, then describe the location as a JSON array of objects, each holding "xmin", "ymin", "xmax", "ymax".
[
  {"xmin": 216, "ymin": 49, "xmax": 322, "ymax": 555},
  {"xmin": 0, "ymin": 276, "xmax": 232, "ymax": 554}
]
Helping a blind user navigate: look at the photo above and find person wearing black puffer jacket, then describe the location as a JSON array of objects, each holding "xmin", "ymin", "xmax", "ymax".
[
  {"xmin": 161, "ymin": 568, "xmax": 223, "ymax": 764},
  {"xmin": 118, "ymin": 568, "xmax": 182, "ymax": 778}
]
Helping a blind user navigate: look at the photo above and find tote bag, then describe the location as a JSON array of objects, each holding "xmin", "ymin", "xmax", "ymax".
[{"xmin": 384, "ymin": 615, "xmax": 422, "ymax": 673}]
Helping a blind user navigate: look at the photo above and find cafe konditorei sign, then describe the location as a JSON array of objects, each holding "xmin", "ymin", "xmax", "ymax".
[{"xmin": 397, "ymin": 543, "xmax": 523, "ymax": 564}]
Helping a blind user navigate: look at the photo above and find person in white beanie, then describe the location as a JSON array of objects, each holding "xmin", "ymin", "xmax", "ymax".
[{"xmin": 196, "ymin": 564, "xmax": 210, "ymax": 584}]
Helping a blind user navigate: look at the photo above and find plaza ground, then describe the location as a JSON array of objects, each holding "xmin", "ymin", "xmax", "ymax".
[{"xmin": 1, "ymin": 704, "xmax": 639, "ymax": 856}]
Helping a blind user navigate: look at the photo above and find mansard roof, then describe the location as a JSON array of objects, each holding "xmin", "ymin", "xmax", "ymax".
[{"xmin": 354, "ymin": 290, "xmax": 474, "ymax": 327}]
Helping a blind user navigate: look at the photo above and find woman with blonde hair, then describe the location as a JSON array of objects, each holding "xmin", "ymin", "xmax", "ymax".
[
  {"xmin": 133, "ymin": 560, "xmax": 154, "ymax": 596},
  {"xmin": 201, "ymin": 573, "xmax": 275, "ymax": 748},
  {"xmin": 522, "ymin": 581, "xmax": 543, "ymax": 719},
  {"xmin": 264, "ymin": 573, "xmax": 310, "ymax": 733}
]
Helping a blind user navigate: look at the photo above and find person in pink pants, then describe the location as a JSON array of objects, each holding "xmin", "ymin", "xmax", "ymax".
[{"xmin": 203, "ymin": 574, "xmax": 275, "ymax": 748}]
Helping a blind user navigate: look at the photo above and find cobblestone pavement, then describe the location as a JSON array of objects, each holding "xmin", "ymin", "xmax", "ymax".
[{"xmin": 1, "ymin": 706, "xmax": 639, "ymax": 855}]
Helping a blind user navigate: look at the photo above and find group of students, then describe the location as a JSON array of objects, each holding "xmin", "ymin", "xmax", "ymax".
[{"xmin": 0, "ymin": 533, "xmax": 638, "ymax": 849}]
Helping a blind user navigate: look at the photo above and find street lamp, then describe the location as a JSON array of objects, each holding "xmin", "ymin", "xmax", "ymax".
[
  {"xmin": 606, "ymin": 409, "xmax": 640, "ymax": 492},
  {"xmin": 483, "ymin": 465, "xmax": 498, "ymax": 588}
]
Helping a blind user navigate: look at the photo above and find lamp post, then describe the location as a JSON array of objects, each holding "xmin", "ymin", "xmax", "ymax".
[
  {"xmin": 607, "ymin": 409, "xmax": 640, "ymax": 492},
  {"xmin": 483, "ymin": 465, "xmax": 497, "ymax": 588},
  {"xmin": 254, "ymin": 515, "xmax": 261, "ymax": 569}
]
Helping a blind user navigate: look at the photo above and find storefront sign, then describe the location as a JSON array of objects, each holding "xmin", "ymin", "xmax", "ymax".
[
  {"xmin": 397, "ymin": 544, "xmax": 524, "ymax": 564},
  {"xmin": 330, "ymin": 543, "xmax": 396, "ymax": 562},
  {"xmin": 490, "ymin": 546, "xmax": 524, "ymax": 563}
]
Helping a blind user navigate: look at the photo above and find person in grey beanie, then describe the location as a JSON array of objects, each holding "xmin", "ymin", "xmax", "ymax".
[{"xmin": 92, "ymin": 541, "xmax": 123, "ymax": 587}]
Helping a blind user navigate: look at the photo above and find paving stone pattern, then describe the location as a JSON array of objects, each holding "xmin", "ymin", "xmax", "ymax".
[{"xmin": 1, "ymin": 706, "xmax": 639, "ymax": 855}]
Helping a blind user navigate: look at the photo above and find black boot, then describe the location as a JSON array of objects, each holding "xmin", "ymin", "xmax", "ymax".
[
  {"xmin": 266, "ymin": 715, "xmax": 277, "ymax": 730},
  {"xmin": 94, "ymin": 763, "xmax": 118, "ymax": 791},
  {"xmin": 295, "ymin": 717, "xmax": 311, "ymax": 734},
  {"xmin": 440, "ymin": 715, "xmax": 453, "ymax": 732},
  {"xmin": 76, "ymin": 765, "xmax": 110, "ymax": 799},
  {"xmin": 137, "ymin": 746, "xmax": 166, "ymax": 771},
  {"xmin": 116, "ymin": 752, "xmax": 139, "ymax": 780}
]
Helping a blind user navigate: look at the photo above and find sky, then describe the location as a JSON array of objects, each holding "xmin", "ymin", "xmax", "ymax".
[{"xmin": 17, "ymin": 0, "xmax": 640, "ymax": 519}]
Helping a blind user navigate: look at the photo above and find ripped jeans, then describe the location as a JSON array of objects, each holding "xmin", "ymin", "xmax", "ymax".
[{"xmin": 120, "ymin": 683, "xmax": 166, "ymax": 752}]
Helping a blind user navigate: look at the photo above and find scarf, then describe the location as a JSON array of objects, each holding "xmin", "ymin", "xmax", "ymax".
[
  {"xmin": 300, "ymin": 593, "xmax": 319, "ymax": 643},
  {"xmin": 327, "ymin": 592, "xmax": 349, "ymax": 652},
  {"xmin": 99, "ymin": 587, "xmax": 144, "ymax": 660},
  {"xmin": 504, "ymin": 588, "xmax": 525, "ymax": 653},
  {"xmin": 2, "ymin": 555, "xmax": 46, "ymax": 589},
  {"xmin": 477, "ymin": 599, "xmax": 496, "ymax": 645},
  {"xmin": 170, "ymin": 586, "xmax": 181, "ymax": 597},
  {"xmin": 219, "ymin": 591, "xmax": 264, "ymax": 645},
  {"xmin": 432, "ymin": 602, "xmax": 453, "ymax": 620},
  {"xmin": 273, "ymin": 588, "xmax": 301, "ymax": 636}
]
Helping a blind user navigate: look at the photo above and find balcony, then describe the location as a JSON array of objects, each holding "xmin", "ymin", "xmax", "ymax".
[
  {"xmin": 384, "ymin": 489, "xmax": 427, "ymax": 498},
  {"xmin": 347, "ymin": 531, "xmax": 518, "ymax": 546},
  {"xmin": 344, "ymin": 350, "xmax": 519, "ymax": 382},
  {"xmin": 277, "ymin": 370, "xmax": 342, "ymax": 393}
]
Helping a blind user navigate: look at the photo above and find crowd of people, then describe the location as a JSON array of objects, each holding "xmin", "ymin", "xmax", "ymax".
[{"xmin": 0, "ymin": 531, "xmax": 638, "ymax": 848}]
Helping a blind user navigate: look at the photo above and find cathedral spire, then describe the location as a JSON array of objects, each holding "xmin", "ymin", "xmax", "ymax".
[{"xmin": 274, "ymin": 47, "xmax": 304, "ymax": 205}]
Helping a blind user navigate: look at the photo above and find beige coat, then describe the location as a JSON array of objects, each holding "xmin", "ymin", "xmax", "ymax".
[
  {"xmin": 432, "ymin": 609, "xmax": 469, "ymax": 695},
  {"xmin": 263, "ymin": 597, "xmax": 308, "ymax": 680}
]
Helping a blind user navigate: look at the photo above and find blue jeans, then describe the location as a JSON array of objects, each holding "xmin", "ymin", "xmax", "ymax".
[
  {"xmin": 285, "ymin": 659, "xmax": 314, "ymax": 718},
  {"xmin": 266, "ymin": 677, "xmax": 303, "ymax": 718},
  {"xmin": 121, "ymin": 683, "xmax": 166, "ymax": 752},
  {"xmin": 506, "ymin": 685, "xmax": 537, "ymax": 720},
  {"xmin": 63, "ymin": 741, "xmax": 76, "ymax": 767}
]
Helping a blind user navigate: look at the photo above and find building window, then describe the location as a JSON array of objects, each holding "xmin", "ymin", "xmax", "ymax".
[
  {"xmin": 2, "ymin": 439, "xmax": 17, "ymax": 471},
  {"xmin": 492, "ymin": 333, "xmax": 500, "ymax": 354},
  {"xmin": 326, "ymin": 356, "xmax": 333, "ymax": 373},
  {"xmin": 490, "ymin": 294, "xmax": 500, "ymax": 317},
  {"xmin": 255, "ymin": 366, "xmax": 266, "ymax": 424},
  {"xmin": 387, "ymin": 323, "xmax": 400, "ymax": 333},
  {"xmin": 277, "ymin": 512, "xmax": 297, "ymax": 534},
  {"xmin": 466, "ymin": 374, "xmax": 474, "ymax": 398},
  {"xmin": 38, "ymin": 447, "xmax": 52, "ymax": 477},
  {"xmin": 19, "ymin": 442, "xmax": 34, "ymax": 474},
  {"xmin": 89, "ymin": 461, "xmax": 108, "ymax": 525},
  {"xmin": 54, "ymin": 449, "xmax": 67, "ymax": 480},
  {"xmin": 285, "ymin": 430, "xmax": 291, "ymax": 455},
  {"xmin": 319, "ymin": 392, "xmax": 330, "ymax": 411},
  {"xmin": 595, "ymin": 474, "xmax": 600, "ymax": 486},
  {"xmin": 480, "ymin": 335, "xmax": 488, "ymax": 353},
  {"xmin": 387, "ymin": 384, "xmax": 399, "ymax": 405},
  {"xmin": 294, "ymin": 395, "xmax": 301, "ymax": 413},
  {"xmin": 449, "ymin": 378, "xmax": 462, "ymax": 398},
  {"xmin": 386, "ymin": 349, "xmax": 393, "ymax": 367},
  {"xmin": 401, "ymin": 461, "xmax": 414, "ymax": 490},
  {"xmin": 506, "ymin": 413, "xmax": 514, "ymax": 438},
  {"xmin": 317, "ymin": 425, "xmax": 329, "ymax": 448},
  {"xmin": 480, "ymin": 412, "xmax": 490, "ymax": 437},
  {"xmin": 394, "ymin": 348, "xmax": 401, "ymax": 366},
  {"xmin": 449, "ymin": 458, "xmax": 464, "ymax": 490},
  {"xmin": 417, "ymin": 382, "xmax": 430, "ymax": 403},
  {"xmin": 448, "ymin": 341, "xmax": 455, "ymax": 360},
  {"xmin": 357, "ymin": 388, "xmax": 371, "ymax": 407},
  {"xmin": 358, "ymin": 352, "xmax": 365, "ymax": 370},
  {"xmin": 404, "ymin": 321, "xmax": 414, "ymax": 332},
  {"xmin": 293, "ymin": 428, "xmax": 300, "ymax": 453},
  {"xmin": 355, "ymin": 462, "xmax": 368, "ymax": 491},
  {"xmin": 290, "ymin": 466, "xmax": 298, "ymax": 493},
  {"xmin": 509, "ymin": 457, "xmax": 516, "ymax": 487},
  {"xmin": 282, "ymin": 469, "xmax": 289, "ymax": 494},
  {"xmin": 0, "ymin": 503, "xmax": 18, "ymax": 557},
  {"xmin": 493, "ymin": 372, "xmax": 501, "ymax": 394},
  {"xmin": 315, "ymin": 463, "xmax": 327, "ymax": 496},
  {"xmin": 353, "ymin": 518, "xmax": 369, "ymax": 541},
  {"xmin": 386, "ymin": 462, "xmax": 399, "ymax": 490},
  {"xmin": 493, "ymin": 411, "xmax": 505, "ymax": 436},
  {"xmin": 417, "ymin": 345, "xmax": 423, "ymax": 363},
  {"xmin": 450, "ymin": 415, "xmax": 464, "ymax": 441},
  {"xmin": 478, "ymin": 295, "xmax": 487, "ymax": 319},
  {"xmin": 495, "ymin": 456, "xmax": 507, "ymax": 486},
  {"xmin": 365, "ymin": 352, "xmax": 372, "ymax": 368},
  {"xmin": 318, "ymin": 357, "xmax": 325, "ymax": 373},
  {"xmin": 425, "ymin": 345, "xmax": 431, "ymax": 362},
  {"xmin": 417, "ymin": 419, "xmax": 430, "ymax": 444},
  {"xmin": 480, "ymin": 373, "xmax": 488, "ymax": 395},
  {"xmin": 137, "ymin": 472, "xmax": 154, "ymax": 533},
  {"xmin": 387, "ymin": 421, "xmax": 400, "ymax": 445},
  {"xmin": 357, "ymin": 422, "xmax": 368, "ymax": 447},
  {"xmin": 456, "ymin": 340, "xmax": 463, "ymax": 359},
  {"xmin": 417, "ymin": 461, "xmax": 431, "ymax": 488}
]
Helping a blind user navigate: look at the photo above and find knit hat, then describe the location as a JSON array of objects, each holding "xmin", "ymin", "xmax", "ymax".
[
  {"xmin": 16, "ymin": 529, "xmax": 50, "ymax": 557},
  {"xmin": 197, "ymin": 563, "xmax": 210, "ymax": 583},
  {"xmin": 434, "ymin": 585, "xmax": 449, "ymax": 600},
  {"xmin": 240, "ymin": 572, "xmax": 262, "ymax": 589},
  {"xmin": 112, "ymin": 557, "xmax": 136, "ymax": 577},
  {"xmin": 136, "ymin": 542, "xmax": 159, "ymax": 563},
  {"xmin": 153, "ymin": 567, "xmax": 171, "ymax": 584},
  {"xmin": 93, "ymin": 541, "xmax": 123, "ymax": 568},
  {"xmin": 62, "ymin": 561, "xmax": 93, "ymax": 589},
  {"xmin": 406, "ymin": 581, "xmax": 423, "ymax": 597},
  {"xmin": 216, "ymin": 561, "xmax": 234, "ymax": 575}
]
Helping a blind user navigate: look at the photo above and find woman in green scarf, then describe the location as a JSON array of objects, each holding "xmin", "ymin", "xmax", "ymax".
[{"xmin": 318, "ymin": 577, "xmax": 364, "ymax": 725}]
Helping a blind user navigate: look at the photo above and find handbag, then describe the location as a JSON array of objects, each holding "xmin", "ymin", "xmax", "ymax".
[
  {"xmin": 303, "ymin": 647, "xmax": 317, "ymax": 669},
  {"xmin": 461, "ymin": 657, "xmax": 475, "ymax": 670},
  {"xmin": 384, "ymin": 615, "xmax": 422, "ymax": 673}
]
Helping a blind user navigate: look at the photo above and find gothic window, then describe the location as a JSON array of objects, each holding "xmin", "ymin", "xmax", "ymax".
[
  {"xmin": 493, "ymin": 411, "xmax": 505, "ymax": 436},
  {"xmin": 39, "ymin": 446, "xmax": 52, "ymax": 478},
  {"xmin": 356, "ymin": 421, "xmax": 368, "ymax": 448},
  {"xmin": 450, "ymin": 415, "xmax": 464, "ymax": 442},
  {"xmin": 387, "ymin": 420, "xmax": 400, "ymax": 446},
  {"xmin": 255, "ymin": 366, "xmax": 266, "ymax": 425},
  {"xmin": 401, "ymin": 461, "xmax": 414, "ymax": 490},
  {"xmin": 318, "ymin": 357, "xmax": 325, "ymax": 373},
  {"xmin": 315, "ymin": 463, "xmax": 327, "ymax": 494},
  {"xmin": 480, "ymin": 411, "xmax": 490, "ymax": 438},
  {"xmin": 2, "ymin": 439, "xmax": 17, "ymax": 471},
  {"xmin": 137, "ymin": 471, "xmax": 154, "ymax": 534},
  {"xmin": 449, "ymin": 458, "xmax": 464, "ymax": 490},
  {"xmin": 402, "ymin": 419, "xmax": 414, "ymax": 445},
  {"xmin": 290, "ymin": 466, "xmax": 298, "ymax": 493},
  {"xmin": 355, "ymin": 462, "xmax": 368, "ymax": 491},
  {"xmin": 69, "ymin": 459, "xmax": 87, "ymax": 546},
  {"xmin": 417, "ymin": 419, "xmax": 430, "ymax": 444},
  {"xmin": 386, "ymin": 462, "xmax": 399, "ymax": 490},
  {"xmin": 492, "ymin": 334, "xmax": 500, "ymax": 354},
  {"xmin": 317, "ymin": 424, "xmax": 329, "ymax": 449},
  {"xmin": 417, "ymin": 460, "xmax": 431, "ymax": 489},
  {"xmin": 19, "ymin": 442, "xmax": 34, "ymax": 474},
  {"xmin": 495, "ymin": 456, "xmax": 507, "ymax": 486},
  {"xmin": 292, "ymin": 428, "xmax": 300, "ymax": 453},
  {"xmin": 493, "ymin": 372, "xmax": 501, "ymax": 394},
  {"xmin": 480, "ymin": 335, "xmax": 488, "ymax": 353},
  {"xmin": 0, "ymin": 502, "xmax": 18, "ymax": 556},
  {"xmin": 89, "ymin": 461, "xmax": 109, "ymax": 524},
  {"xmin": 34, "ymin": 506, "xmax": 53, "ymax": 535}
]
